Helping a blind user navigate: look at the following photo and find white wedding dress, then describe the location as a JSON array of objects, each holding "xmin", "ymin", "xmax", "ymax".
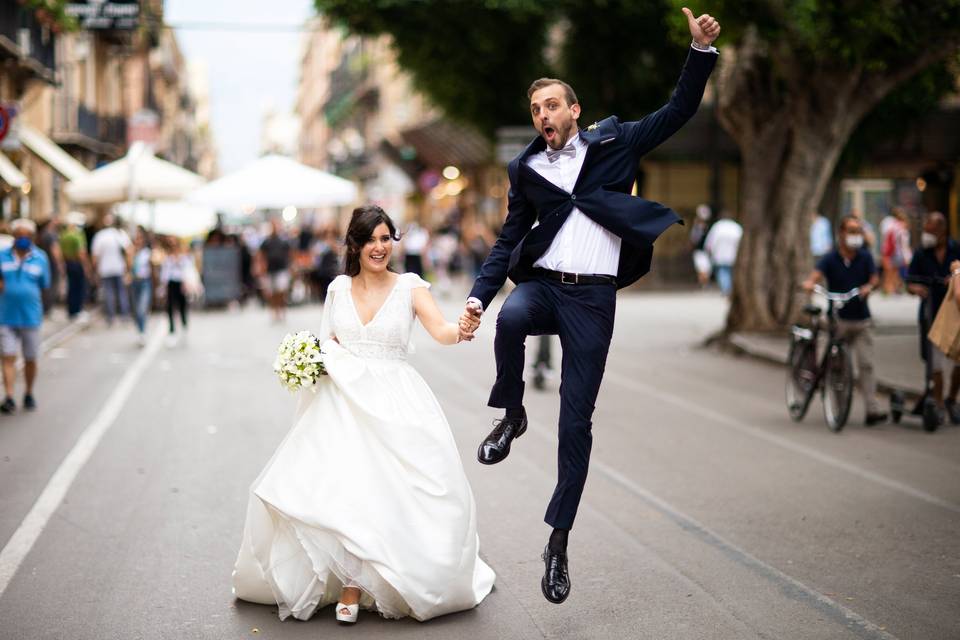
[{"xmin": 232, "ymin": 272, "xmax": 495, "ymax": 621}]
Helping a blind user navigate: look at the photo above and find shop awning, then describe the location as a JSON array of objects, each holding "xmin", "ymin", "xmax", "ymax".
[
  {"xmin": 17, "ymin": 123, "xmax": 90, "ymax": 181},
  {"xmin": 398, "ymin": 119, "xmax": 491, "ymax": 169},
  {"xmin": 0, "ymin": 152, "xmax": 27, "ymax": 188}
]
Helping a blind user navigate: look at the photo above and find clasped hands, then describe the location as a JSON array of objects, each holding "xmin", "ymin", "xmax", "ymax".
[{"xmin": 457, "ymin": 302, "xmax": 482, "ymax": 343}]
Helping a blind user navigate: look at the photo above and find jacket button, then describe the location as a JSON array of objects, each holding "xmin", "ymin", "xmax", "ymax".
[{"xmin": 571, "ymin": 194, "xmax": 577, "ymax": 200}]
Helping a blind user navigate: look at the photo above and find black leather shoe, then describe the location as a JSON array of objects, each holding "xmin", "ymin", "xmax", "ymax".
[
  {"xmin": 477, "ymin": 412, "xmax": 527, "ymax": 465},
  {"xmin": 540, "ymin": 546, "xmax": 570, "ymax": 604}
]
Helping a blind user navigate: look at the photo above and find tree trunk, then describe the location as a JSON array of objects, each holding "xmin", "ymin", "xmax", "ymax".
[{"xmin": 726, "ymin": 128, "xmax": 848, "ymax": 331}]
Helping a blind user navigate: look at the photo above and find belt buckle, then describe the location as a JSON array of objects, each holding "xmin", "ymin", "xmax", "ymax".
[{"xmin": 561, "ymin": 272, "xmax": 578, "ymax": 285}]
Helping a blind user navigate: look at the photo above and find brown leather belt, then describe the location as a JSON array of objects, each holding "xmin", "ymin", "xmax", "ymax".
[{"xmin": 533, "ymin": 268, "xmax": 617, "ymax": 286}]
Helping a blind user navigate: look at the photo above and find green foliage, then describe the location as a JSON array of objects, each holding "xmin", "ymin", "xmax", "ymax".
[
  {"xmin": 315, "ymin": 0, "xmax": 690, "ymax": 137},
  {"xmin": 666, "ymin": 0, "xmax": 960, "ymax": 69},
  {"xmin": 24, "ymin": 0, "xmax": 79, "ymax": 31},
  {"xmin": 840, "ymin": 59, "xmax": 956, "ymax": 171},
  {"xmin": 558, "ymin": 0, "xmax": 686, "ymax": 125},
  {"xmin": 316, "ymin": 0, "xmax": 548, "ymax": 136}
]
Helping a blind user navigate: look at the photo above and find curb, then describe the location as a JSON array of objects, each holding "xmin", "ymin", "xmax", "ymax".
[{"xmin": 725, "ymin": 333, "xmax": 923, "ymax": 400}]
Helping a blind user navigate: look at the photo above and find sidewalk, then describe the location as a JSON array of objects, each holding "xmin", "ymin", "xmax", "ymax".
[{"xmin": 728, "ymin": 294, "xmax": 926, "ymax": 397}]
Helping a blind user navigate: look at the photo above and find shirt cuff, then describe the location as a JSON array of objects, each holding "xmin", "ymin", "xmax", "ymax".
[
  {"xmin": 690, "ymin": 42, "xmax": 719, "ymax": 54},
  {"xmin": 466, "ymin": 297, "xmax": 484, "ymax": 314}
]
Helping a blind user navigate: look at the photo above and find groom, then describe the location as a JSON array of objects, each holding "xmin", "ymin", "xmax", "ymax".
[{"xmin": 460, "ymin": 8, "xmax": 721, "ymax": 604}]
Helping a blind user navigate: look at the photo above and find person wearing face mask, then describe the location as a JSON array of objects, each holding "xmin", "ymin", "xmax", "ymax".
[
  {"xmin": 0, "ymin": 219, "xmax": 51, "ymax": 414},
  {"xmin": 802, "ymin": 215, "xmax": 887, "ymax": 426},
  {"xmin": 907, "ymin": 211, "xmax": 960, "ymax": 425}
]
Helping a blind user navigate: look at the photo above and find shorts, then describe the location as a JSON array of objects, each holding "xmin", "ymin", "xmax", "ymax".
[
  {"xmin": 0, "ymin": 325, "xmax": 40, "ymax": 361},
  {"xmin": 264, "ymin": 270, "xmax": 291, "ymax": 295},
  {"xmin": 692, "ymin": 250, "xmax": 711, "ymax": 275}
]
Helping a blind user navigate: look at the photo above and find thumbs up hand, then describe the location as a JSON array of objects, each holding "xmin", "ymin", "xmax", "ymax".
[{"xmin": 682, "ymin": 7, "xmax": 720, "ymax": 47}]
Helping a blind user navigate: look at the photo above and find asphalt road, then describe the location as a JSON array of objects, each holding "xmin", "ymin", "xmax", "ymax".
[{"xmin": 0, "ymin": 290, "xmax": 957, "ymax": 640}]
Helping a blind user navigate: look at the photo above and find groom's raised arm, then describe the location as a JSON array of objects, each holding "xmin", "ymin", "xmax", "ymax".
[
  {"xmin": 467, "ymin": 167, "xmax": 537, "ymax": 311},
  {"xmin": 624, "ymin": 8, "xmax": 720, "ymax": 157}
]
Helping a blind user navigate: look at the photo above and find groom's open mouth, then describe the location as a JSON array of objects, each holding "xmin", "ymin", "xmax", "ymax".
[{"xmin": 542, "ymin": 124, "xmax": 557, "ymax": 142}]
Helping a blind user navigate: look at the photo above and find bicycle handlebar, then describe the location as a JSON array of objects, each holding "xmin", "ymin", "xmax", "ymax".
[{"xmin": 811, "ymin": 285, "xmax": 860, "ymax": 304}]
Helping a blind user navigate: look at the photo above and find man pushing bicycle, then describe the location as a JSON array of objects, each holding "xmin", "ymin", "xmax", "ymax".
[{"xmin": 802, "ymin": 214, "xmax": 888, "ymax": 426}]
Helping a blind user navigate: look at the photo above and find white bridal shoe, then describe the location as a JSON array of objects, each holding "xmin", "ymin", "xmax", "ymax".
[{"xmin": 335, "ymin": 602, "xmax": 359, "ymax": 624}]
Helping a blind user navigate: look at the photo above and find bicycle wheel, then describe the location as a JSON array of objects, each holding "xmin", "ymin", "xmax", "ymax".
[
  {"xmin": 823, "ymin": 342, "xmax": 854, "ymax": 432},
  {"xmin": 786, "ymin": 339, "xmax": 817, "ymax": 421}
]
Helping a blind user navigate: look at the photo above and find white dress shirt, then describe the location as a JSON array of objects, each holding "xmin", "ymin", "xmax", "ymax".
[{"xmin": 529, "ymin": 133, "xmax": 621, "ymax": 276}]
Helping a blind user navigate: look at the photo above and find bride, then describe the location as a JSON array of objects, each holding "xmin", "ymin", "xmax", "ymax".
[{"xmin": 232, "ymin": 205, "xmax": 495, "ymax": 624}]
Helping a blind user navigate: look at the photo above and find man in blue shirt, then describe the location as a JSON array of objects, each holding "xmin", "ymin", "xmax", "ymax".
[
  {"xmin": 0, "ymin": 219, "xmax": 51, "ymax": 413},
  {"xmin": 907, "ymin": 211, "xmax": 960, "ymax": 425},
  {"xmin": 802, "ymin": 214, "xmax": 887, "ymax": 425}
]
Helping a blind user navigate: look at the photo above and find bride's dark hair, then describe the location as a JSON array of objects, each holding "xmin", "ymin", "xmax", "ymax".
[{"xmin": 344, "ymin": 204, "xmax": 401, "ymax": 277}]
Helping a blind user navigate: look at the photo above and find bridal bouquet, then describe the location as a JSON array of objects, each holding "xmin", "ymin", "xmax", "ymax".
[{"xmin": 274, "ymin": 331, "xmax": 327, "ymax": 391}]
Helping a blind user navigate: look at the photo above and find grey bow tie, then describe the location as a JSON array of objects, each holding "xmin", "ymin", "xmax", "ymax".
[{"xmin": 546, "ymin": 143, "xmax": 577, "ymax": 163}]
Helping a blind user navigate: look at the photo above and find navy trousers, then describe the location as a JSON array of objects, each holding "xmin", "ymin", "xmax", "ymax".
[{"xmin": 488, "ymin": 278, "xmax": 616, "ymax": 530}]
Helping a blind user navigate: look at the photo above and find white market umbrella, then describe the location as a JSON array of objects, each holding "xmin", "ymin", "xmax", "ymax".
[
  {"xmin": 186, "ymin": 154, "xmax": 357, "ymax": 210},
  {"xmin": 115, "ymin": 200, "xmax": 217, "ymax": 237},
  {"xmin": 65, "ymin": 142, "xmax": 205, "ymax": 205}
]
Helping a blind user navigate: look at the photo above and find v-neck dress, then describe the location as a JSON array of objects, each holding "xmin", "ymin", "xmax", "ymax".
[{"xmin": 232, "ymin": 272, "xmax": 495, "ymax": 621}]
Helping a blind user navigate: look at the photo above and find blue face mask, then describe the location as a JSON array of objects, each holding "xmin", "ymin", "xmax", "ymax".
[{"xmin": 13, "ymin": 237, "xmax": 31, "ymax": 251}]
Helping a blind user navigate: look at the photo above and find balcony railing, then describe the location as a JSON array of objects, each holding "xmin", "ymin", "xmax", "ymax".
[
  {"xmin": 0, "ymin": 3, "xmax": 56, "ymax": 79},
  {"xmin": 53, "ymin": 97, "xmax": 126, "ymax": 152}
]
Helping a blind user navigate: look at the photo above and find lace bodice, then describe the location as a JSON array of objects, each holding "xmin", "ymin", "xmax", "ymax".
[{"xmin": 320, "ymin": 273, "xmax": 430, "ymax": 360}]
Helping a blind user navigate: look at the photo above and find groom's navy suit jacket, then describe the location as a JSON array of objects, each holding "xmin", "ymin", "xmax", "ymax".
[{"xmin": 469, "ymin": 50, "xmax": 717, "ymax": 309}]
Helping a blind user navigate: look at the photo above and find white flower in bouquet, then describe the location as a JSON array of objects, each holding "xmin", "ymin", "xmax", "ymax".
[{"xmin": 274, "ymin": 331, "xmax": 327, "ymax": 391}]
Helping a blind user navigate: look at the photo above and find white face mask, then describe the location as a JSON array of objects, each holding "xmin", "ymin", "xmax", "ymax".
[
  {"xmin": 845, "ymin": 234, "xmax": 864, "ymax": 250},
  {"xmin": 921, "ymin": 232, "xmax": 939, "ymax": 249}
]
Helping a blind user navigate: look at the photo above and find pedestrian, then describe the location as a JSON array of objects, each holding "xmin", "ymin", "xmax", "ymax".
[
  {"xmin": 402, "ymin": 221, "xmax": 430, "ymax": 276},
  {"xmin": 131, "ymin": 227, "xmax": 153, "ymax": 346},
  {"xmin": 310, "ymin": 225, "xmax": 340, "ymax": 302},
  {"xmin": 460, "ymin": 8, "xmax": 720, "ymax": 604},
  {"xmin": 58, "ymin": 212, "xmax": 92, "ymax": 321},
  {"xmin": 690, "ymin": 204, "xmax": 713, "ymax": 287},
  {"xmin": 802, "ymin": 215, "xmax": 887, "ymax": 426},
  {"xmin": 36, "ymin": 217, "xmax": 63, "ymax": 316},
  {"xmin": 880, "ymin": 207, "xmax": 912, "ymax": 294},
  {"xmin": 906, "ymin": 212, "xmax": 960, "ymax": 425},
  {"xmin": 810, "ymin": 210, "xmax": 833, "ymax": 264},
  {"xmin": 90, "ymin": 214, "xmax": 132, "ymax": 326},
  {"xmin": 258, "ymin": 219, "xmax": 292, "ymax": 322},
  {"xmin": 850, "ymin": 209, "xmax": 877, "ymax": 252},
  {"xmin": 159, "ymin": 237, "xmax": 193, "ymax": 347},
  {"xmin": 704, "ymin": 209, "xmax": 742, "ymax": 296},
  {"xmin": 0, "ymin": 219, "xmax": 51, "ymax": 413}
]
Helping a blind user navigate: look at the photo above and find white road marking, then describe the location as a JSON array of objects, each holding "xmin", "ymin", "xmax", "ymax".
[
  {"xmin": 0, "ymin": 325, "xmax": 165, "ymax": 597},
  {"xmin": 602, "ymin": 370, "xmax": 960, "ymax": 515}
]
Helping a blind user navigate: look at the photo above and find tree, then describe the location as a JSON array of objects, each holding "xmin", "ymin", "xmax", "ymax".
[{"xmin": 667, "ymin": 1, "xmax": 960, "ymax": 331}]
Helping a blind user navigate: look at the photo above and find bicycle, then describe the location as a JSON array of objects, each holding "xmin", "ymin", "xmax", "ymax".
[{"xmin": 785, "ymin": 285, "xmax": 859, "ymax": 432}]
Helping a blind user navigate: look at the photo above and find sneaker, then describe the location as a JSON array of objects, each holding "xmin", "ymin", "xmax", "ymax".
[
  {"xmin": 137, "ymin": 333, "xmax": 148, "ymax": 347},
  {"xmin": 946, "ymin": 401, "xmax": 960, "ymax": 425},
  {"xmin": 0, "ymin": 397, "xmax": 15, "ymax": 414},
  {"xmin": 22, "ymin": 394, "xmax": 36, "ymax": 411}
]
